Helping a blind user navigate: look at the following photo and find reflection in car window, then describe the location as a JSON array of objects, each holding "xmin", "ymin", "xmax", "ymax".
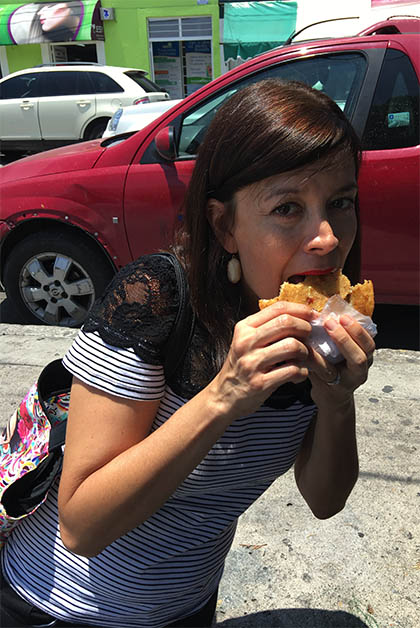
[
  {"xmin": 125, "ymin": 71, "xmax": 163, "ymax": 93},
  {"xmin": 88, "ymin": 72, "xmax": 124, "ymax": 94},
  {"xmin": 178, "ymin": 53, "xmax": 366, "ymax": 157},
  {"xmin": 0, "ymin": 73, "xmax": 42, "ymax": 99},
  {"xmin": 179, "ymin": 90, "xmax": 237, "ymax": 155},
  {"xmin": 39, "ymin": 71, "xmax": 92, "ymax": 97},
  {"xmin": 362, "ymin": 48, "xmax": 419, "ymax": 150},
  {"xmin": 265, "ymin": 53, "xmax": 366, "ymax": 116}
]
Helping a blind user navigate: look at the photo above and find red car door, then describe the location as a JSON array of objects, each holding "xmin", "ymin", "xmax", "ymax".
[
  {"xmin": 358, "ymin": 46, "xmax": 420, "ymax": 304},
  {"xmin": 123, "ymin": 156, "xmax": 194, "ymax": 260}
]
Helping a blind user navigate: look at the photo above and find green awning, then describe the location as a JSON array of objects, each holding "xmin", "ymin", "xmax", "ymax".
[{"xmin": 223, "ymin": 1, "xmax": 297, "ymax": 61}]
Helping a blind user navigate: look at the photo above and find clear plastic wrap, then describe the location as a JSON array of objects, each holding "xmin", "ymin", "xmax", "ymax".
[{"xmin": 308, "ymin": 295, "xmax": 377, "ymax": 364}]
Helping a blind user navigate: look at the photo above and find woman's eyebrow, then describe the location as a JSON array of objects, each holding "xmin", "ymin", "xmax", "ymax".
[
  {"xmin": 262, "ymin": 181, "xmax": 359, "ymax": 202},
  {"xmin": 261, "ymin": 186, "xmax": 300, "ymax": 201},
  {"xmin": 333, "ymin": 183, "xmax": 359, "ymax": 194}
]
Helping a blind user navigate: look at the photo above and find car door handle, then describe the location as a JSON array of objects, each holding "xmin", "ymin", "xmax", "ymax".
[
  {"xmin": 20, "ymin": 101, "xmax": 34, "ymax": 110},
  {"xmin": 76, "ymin": 100, "xmax": 91, "ymax": 107}
]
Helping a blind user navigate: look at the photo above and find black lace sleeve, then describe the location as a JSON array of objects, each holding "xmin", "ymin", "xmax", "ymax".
[{"xmin": 82, "ymin": 254, "xmax": 180, "ymax": 366}]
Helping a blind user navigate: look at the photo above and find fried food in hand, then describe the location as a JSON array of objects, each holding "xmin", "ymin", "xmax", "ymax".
[{"xmin": 259, "ymin": 270, "xmax": 374, "ymax": 317}]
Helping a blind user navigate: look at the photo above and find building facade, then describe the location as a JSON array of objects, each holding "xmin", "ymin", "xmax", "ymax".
[
  {"xmin": 0, "ymin": 0, "xmax": 221, "ymax": 99},
  {"xmin": 1, "ymin": 0, "xmax": 419, "ymax": 92}
]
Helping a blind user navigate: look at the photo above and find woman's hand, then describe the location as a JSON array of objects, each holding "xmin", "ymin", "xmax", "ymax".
[
  {"xmin": 210, "ymin": 301, "xmax": 316, "ymax": 419},
  {"xmin": 293, "ymin": 313, "xmax": 375, "ymax": 519},
  {"xmin": 306, "ymin": 313, "xmax": 376, "ymax": 409}
]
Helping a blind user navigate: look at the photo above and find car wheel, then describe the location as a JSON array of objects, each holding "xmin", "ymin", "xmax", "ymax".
[
  {"xmin": 3, "ymin": 231, "xmax": 115, "ymax": 327},
  {"xmin": 84, "ymin": 119, "xmax": 109, "ymax": 140}
]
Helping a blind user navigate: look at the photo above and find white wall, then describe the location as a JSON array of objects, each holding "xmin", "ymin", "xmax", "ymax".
[{"xmin": 294, "ymin": 0, "xmax": 420, "ymax": 40}]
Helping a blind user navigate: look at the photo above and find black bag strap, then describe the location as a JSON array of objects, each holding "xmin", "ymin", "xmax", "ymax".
[
  {"xmin": 39, "ymin": 252, "xmax": 195, "ymax": 451},
  {"xmin": 154, "ymin": 252, "xmax": 196, "ymax": 382},
  {"xmin": 37, "ymin": 359, "xmax": 72, "ymax": 450}
]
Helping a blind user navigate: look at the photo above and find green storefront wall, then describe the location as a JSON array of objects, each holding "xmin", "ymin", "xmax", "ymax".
[
  {"xmin": 0, "ymin": 0, "xmax": 220, "ymax": 77},
  {"xmin": 104, "ymin": 0, "xmax": 220, "ymax": 77}
]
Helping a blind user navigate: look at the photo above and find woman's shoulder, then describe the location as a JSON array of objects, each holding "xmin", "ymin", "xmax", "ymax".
[{"xmin": 82, "ymin": 253, "xmax": 182, "ymax": 364}]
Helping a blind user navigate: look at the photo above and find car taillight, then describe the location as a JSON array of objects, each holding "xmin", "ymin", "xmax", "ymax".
[{"xmin": 133, "ymin": 97, "xmax": 150, "ymax": 105}]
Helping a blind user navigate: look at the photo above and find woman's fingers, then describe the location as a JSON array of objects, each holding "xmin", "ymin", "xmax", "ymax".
[
  {"xmin": 324, "ymin": 315, "xmax": 375, "ymax": 367},
  {"xmin": 307, "ymin": 314, "xmax": 376, "ymax": 401},
  {"xmin": 217, "ymin": 303, "xmax": 317, "ymax": 416},
  {"xmin": 247, "ymin": 300, "xmax": 315, "ymax": 328},
  {"xmin": 306, "ymin": 347, "xmax": 339, "ymax": 384},
  {"xmin": 241, "ymin": 301, "xmax": 314, "ymax": 348}
]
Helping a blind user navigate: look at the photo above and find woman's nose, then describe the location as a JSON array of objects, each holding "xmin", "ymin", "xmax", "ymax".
[{"xmin": 304, "ymin": 219, "xmax": 339, "ymax": 255}]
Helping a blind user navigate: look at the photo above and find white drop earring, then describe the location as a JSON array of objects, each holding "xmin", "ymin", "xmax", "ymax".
[{"xmin": 227, "ymin": 254, "xmax": 241, "ymax": 284}]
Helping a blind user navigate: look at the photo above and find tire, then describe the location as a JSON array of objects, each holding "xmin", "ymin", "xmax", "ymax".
[
  {"xmin": 84, "ymin": 119, "xmax": 109, "ymax": 140},
  {"xmin": 3, "ymin": 230, "xmax": 115, "ymax": 327}
]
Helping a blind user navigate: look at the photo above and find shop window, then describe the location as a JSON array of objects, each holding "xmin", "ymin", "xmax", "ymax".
[
  {"xmin": 181, "ymin": 17, "xmax": 212, "ymax": 38},
  {"xmin": 0, "ymin": 73, "xmax": 42, "ymax": 99},
  {"xmin": 148, "ymin": 19, "xmax": 180, "ymax": 39},
  {"xmin": 148, "ymin": 16, "xmax": 213, "ymax": 99},
  {"xmin": 148, "ymin": 17, "xmax": 212, "ymax": 39},
  {"xmin": 362, "ymin": 49, "xmax": 419, "ymax": 150},
  {"xmin": 51, "ymin": 44, "xmax": 98, "ymax": 64}
]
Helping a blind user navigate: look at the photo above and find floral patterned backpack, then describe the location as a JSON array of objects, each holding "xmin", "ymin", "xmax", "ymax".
[{"xmin": 0, "ymin": 359, "xmax": 71, "ymax": 548}]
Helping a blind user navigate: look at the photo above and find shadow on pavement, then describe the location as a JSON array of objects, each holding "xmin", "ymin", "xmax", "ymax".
[{"xmin": 217, "ymin": 608, "xmax": 370, "ymax": 627}]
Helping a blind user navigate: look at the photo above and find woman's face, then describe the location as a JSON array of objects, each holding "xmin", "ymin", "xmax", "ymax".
[
  {"xmin": 38, "ymin": 3, "xmax": 75, "ymax": 32},
  {"xmin": 218, "ymin": 155, "xmax": 358, "ymax": 309}
]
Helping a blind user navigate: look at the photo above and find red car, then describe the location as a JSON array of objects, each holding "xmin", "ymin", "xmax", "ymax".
[{"xmin": 1, "ymin": 17, "xmax": 419, "ymax": 326}]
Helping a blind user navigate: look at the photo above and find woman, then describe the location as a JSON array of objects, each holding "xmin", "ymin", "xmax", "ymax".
[
  {"xmin": 9, "ymin": 1, "xmax": 82, "ymax": 45},
  {"xmin": 0, "ymin": 80, "xmax": 375, "ymax": 627}
]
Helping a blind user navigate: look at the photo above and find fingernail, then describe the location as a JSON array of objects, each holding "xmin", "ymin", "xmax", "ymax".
[
  {"xmin": 324, "ymin": 317, "xmax": 338, "ymax": 331},
  {"xmin": 340, "ymin": 315, "xmax": 352, "ymax": 327}
]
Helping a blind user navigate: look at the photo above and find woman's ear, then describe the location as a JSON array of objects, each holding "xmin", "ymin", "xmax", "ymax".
[{"xmin": 206, "ymin": 198, "xmax": 237, "ymax": 253}]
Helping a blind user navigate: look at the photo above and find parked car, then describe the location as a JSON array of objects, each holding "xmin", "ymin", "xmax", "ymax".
[
  {"xmin": 0, "ymin": 63, "xmax": 169, "ymax": 155},
  {"xmin": 103, "ymin": 99, "xmax": 182, "ymax": 138},
  {"xmin": 0, "ymin": 17, "xmax": 419, "ymax": 326}
]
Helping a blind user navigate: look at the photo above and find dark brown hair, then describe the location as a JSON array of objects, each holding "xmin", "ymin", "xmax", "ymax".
[{"xmin": 174, "ymin": 79, "xmax": 362, "ymax": 354}]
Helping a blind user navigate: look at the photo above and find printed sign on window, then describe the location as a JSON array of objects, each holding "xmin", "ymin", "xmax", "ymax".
[
  {"xmin": 184, "ymin": 40, "xmax": 212, "ymax": 96},
  {"xmin": 152, "ymin": 41, "xmax": 183, "ymax": 100}
]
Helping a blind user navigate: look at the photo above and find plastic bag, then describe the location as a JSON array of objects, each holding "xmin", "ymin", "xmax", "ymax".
[{"xmin": 308, "ymin": 295, "xmax": 377, "ymax": 364}]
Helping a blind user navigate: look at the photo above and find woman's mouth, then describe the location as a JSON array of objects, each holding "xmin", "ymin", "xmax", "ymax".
[{"xmin": 287, "ymin": 268, "xmax": 337, "ymax": 283}]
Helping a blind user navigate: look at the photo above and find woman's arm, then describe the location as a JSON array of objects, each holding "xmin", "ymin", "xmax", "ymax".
[
  {"xmin": 58, "ymin": 301, "xmax": 315, "ymax": 557},
  {"xmin": 294, "ymin": 313, "xmax": 375, "ymax": 518},
  {"xmin": 58, "ymin": 379, "xmax": 232, "ymax": 557},
  {"xmin": 294, "ymin": 398, "xmax": 358, "ymax": 519}
]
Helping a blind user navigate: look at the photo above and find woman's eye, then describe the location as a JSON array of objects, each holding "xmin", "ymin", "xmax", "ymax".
[
  {"xmin": 272, "ymin": 202, "xmax": 300, "ymax": 217},
  {"xmin": 330, "ymin": 197, "xmax": 355, "ymax": 210}
]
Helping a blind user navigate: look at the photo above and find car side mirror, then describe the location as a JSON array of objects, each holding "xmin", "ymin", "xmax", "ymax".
[{"xmin": 154, "ymin": 127, "xmax": 177, "ymax": 161}]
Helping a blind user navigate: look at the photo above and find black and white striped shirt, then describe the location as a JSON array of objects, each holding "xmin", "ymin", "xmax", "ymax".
[{"xmin": 3, "ymin": 330, "xmax": 315, "ymax": 628}]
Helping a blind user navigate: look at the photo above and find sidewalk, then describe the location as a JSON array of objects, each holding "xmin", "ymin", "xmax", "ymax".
[{"xmin": 1, "ymin": 323, "xmax": 419, "ymax": 628}]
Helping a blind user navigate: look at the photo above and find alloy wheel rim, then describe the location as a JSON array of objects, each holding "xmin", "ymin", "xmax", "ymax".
[{"xmin": 19, "ymin": 251, "xmax": 95, "ymax": 327}]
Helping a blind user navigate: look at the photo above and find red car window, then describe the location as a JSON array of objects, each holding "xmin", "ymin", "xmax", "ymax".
[{"xmin": 362, "ymin": 48, "xmax": 419, "ymax": 150}]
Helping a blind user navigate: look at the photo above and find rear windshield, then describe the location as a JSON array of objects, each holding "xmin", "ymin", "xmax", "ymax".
[{"xmin": 125, "ymin": 71, "xmax": 164, "ymax": 93}]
